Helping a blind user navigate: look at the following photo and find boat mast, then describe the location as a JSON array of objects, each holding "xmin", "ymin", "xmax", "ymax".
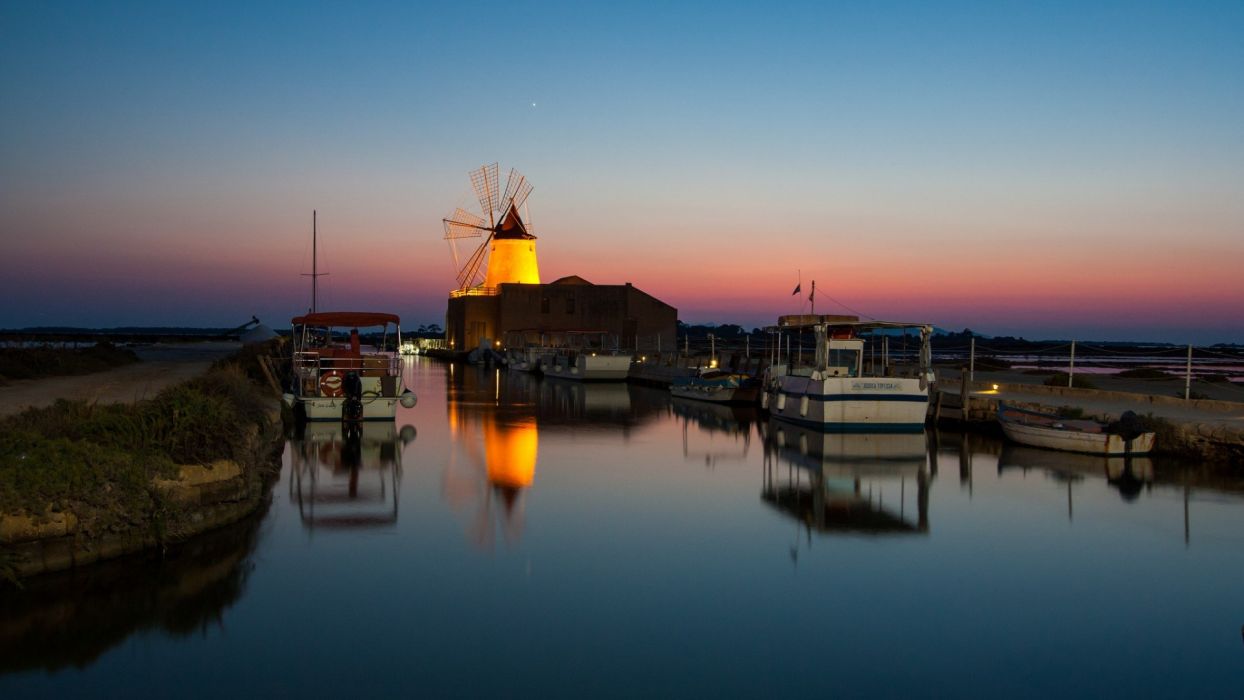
[
  {"xmin": 302, "ymin": 210, "xmax": 329, "ymax": 313},
  {"xmin": 312, "ymin": 210, "xmax": 318, "ymax": 313}
]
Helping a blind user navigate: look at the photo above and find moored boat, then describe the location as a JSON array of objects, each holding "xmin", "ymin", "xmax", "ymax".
[
  {"xmin": 762, "ymin": 315, "xmax": 934, "ymax": 432},
  {"xmin": 284, "ymin": 312, "xmax": 417, "ymax": 422},
  {"xmin": 506, "ymin": 346, "xmax": 550, "ymax": 374},
  {"xmin": 670, "ymin": 369, "xmax": 760, "ymax": 404},
  {"xmin": 996, "ymin": 403, "xmax": 1155, "ymax": 455},
  {"xmin": 541, "ymin": 350, "xmax": 632, "ymax": 381}
]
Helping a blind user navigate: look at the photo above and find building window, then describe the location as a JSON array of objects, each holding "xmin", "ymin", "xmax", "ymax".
[
  {"xmin": 541, "ymin": 297, "xmax": 550, "ymax": 314},
  {"xmin": 566, "ymin": 296, "xmax": 575, "ymax": 314}
]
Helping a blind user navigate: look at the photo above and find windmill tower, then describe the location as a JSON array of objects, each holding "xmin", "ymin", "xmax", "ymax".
[{"xmin": 443, "ymin": 163, "xmax": 540, "ymax": 292}]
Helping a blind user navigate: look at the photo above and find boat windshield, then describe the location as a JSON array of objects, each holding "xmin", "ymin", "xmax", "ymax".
[{"xmin": 825, "ymin": 348, "xmax": 861, "ymax": 377}]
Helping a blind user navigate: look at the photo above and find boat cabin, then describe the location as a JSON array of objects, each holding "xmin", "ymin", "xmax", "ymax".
[
  {"xmin": 768, "ymin": 315, "xmax": 934, "ymax": 382},
  {"xmin": 290, "ymin": 312, "xmax": 403, "ymax": 399}
]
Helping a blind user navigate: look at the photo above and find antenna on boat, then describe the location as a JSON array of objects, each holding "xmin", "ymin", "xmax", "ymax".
[{"xmin": 302, "ymin": 210, "xmax": 330, "ymax": 313}]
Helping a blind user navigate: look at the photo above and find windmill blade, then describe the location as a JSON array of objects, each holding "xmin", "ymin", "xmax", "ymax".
[
  {"xmin": 457, "ymin": 235, "xmax": 492, "ymax": 290},
  {"xmin": 443, "ymin": 208, "xmax": 489, "ymax": 239},
  {"xmin": 501, "ymin": 168, "xmax": 533, "ymax": 213},
  {"xmin": 469, "ymin": 163, "xmax": 500, "ymax": 221}
]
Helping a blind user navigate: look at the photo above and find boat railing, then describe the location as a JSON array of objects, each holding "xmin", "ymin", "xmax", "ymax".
[{"xmin": 294, "ymin": 351, "xmax": 401, "ymax": 378}]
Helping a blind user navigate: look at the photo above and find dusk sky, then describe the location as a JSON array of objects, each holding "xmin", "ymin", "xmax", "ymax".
[{"xmin": 2, "ymin": 1, "xmax": 1241, "ymax": 342}]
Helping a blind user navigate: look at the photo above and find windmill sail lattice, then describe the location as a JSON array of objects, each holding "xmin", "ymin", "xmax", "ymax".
[{"xmin": 443, "ymin": 163, "xmax": 540, "ymax": 292}]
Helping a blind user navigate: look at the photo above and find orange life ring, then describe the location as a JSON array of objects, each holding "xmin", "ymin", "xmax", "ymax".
[{"xmin": 319, "ymin": 370, "xmax": 345, "ymax": 397}]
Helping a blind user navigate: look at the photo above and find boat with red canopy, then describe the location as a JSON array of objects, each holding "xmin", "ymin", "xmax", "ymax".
[{"xmin": 285, "ymin": 311, "xmax": 416, "ymax": 422}]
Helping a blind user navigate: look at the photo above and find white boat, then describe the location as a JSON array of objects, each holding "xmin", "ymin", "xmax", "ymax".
[
  {"xmin": 506, "ymin": 346, "xmax": 550, "ymax": 374},
  {"xmin": 284, "ymin": 311, "xmax": 417, "ymax": 422},
  {"xmin": 541, "ymin": 350, "xmax": 632, "ymax": 381},
  {"xmin": 997, "ymin": 403, "xmax": 1155, "ymax": 456},
  {"xmin": 761, "ymin": 316, "xmax": 934, "ymax": 433},
  {"xmin": 670, "ymin": 369, "xmax": 759, "ymax": 404}
]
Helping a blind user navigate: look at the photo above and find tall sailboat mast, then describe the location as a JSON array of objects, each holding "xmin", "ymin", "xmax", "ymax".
[
  {"xmin": 312, "ymin": 210, "xmax": 318, "ymax": 313},
  {"xmin": 302, "ymin": 209, "xmax": 328, "ymax": 313}
]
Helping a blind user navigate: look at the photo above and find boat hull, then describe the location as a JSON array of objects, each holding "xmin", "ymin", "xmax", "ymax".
[
  {"xmin": 670, "ymin": 384, "xmax": 759, "ymax": 404},
  {"xmin": 764, "ymin": 375, "xmax": 928, "ymax": 432},
  {"xmin": 542, "ymin": 354, "xmax": 632, "ymax": 381},
  {"xmin": 297, "ymin": 396, "xmax": 401, "ymax": 421},
  {"xmin": 999, "ymin": 421, "xmax": 1155, "ymax": 456},
  {"xmin": 293, "ymin": 376, "xmax": 407, "ymax": 422}
]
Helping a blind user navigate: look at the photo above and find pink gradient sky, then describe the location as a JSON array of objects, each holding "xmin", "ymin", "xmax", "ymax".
[{"xmin": 2, "ymin": 2, "xmax": 1242, "ymax": 343}]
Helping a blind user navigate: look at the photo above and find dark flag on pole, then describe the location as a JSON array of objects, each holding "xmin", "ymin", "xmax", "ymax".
[{"xmin": 791, "ymin": 283, "xmax": 801, "ymax": 295}]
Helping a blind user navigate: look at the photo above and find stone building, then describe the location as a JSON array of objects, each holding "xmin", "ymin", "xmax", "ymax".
[{"xmin": 446, "ymin": 275, "xmax": 677, "ymax": 354}]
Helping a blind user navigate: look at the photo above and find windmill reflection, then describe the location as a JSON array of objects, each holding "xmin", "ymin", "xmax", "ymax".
[
  {"xmin": 762, "ymin": 422, "xmax": 931, "ymax": 542},
  {"xmin": 289, "ymin": 422, "xmax": 411, "ymax": 530},
  {"xmin": 444, "ymin": 366, "xmax": 541, "ymax": 548},
  {"xmin": 443, "ymin": 365, "xmax": 666, "ymax": 548}
]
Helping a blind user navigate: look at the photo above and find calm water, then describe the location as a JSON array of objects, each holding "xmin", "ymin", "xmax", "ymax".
[{"xmin": 3, "ymin": 359, "xmax": 1243, "ymax": 697}]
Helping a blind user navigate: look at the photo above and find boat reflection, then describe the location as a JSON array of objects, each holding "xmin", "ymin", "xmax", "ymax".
[
  {"xmin": 289, "ymin": 422, "xmax": 412, "ymax": 530},
  {"xmin": 995, "ymin": 442, "xmax": 1159, "ymax": 527},
  {"xmin": 998, "ymin": 444, "xmax": 1154, "ymax": 503},
  {"xmin": 762, "ymin": 421, "xmax": 930, "ymax": 536},
  {"xmin": 671, "ymin": 397, "xmax": 756, "ymax": 467}
]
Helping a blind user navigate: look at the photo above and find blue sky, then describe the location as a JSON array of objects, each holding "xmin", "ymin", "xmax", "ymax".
[{"xmin": 2, "ymin": 1, "xmax": 1242, "ymax": 341}]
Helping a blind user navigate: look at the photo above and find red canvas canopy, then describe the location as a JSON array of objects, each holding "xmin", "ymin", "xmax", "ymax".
[{"xmin": 291, "ymin": 312, "xmax": 400, "ymax": 327}]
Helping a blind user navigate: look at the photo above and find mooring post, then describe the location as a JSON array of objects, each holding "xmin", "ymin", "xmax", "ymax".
[
  {"xmin": 960, "ymin": 365, "xmax": 970, "ymax": 421},
  {"xmin": 1185, "ymin": 343, "xmax": 1193, "ymax": 400},
  {"xmin": 1068, "ymin": 340, "xmax": 1076, "ymax": 388},
  {"xmin": 969, "ymin": 336, "xmax": 975, "ymax": 381}
]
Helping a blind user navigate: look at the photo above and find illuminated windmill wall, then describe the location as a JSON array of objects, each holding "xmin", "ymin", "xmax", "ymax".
[{"xmin": 443, "ymin": 163, "xmax": 540, "ymax": 294}]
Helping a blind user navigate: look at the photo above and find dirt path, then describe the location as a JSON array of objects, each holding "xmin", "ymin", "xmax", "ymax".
[{"xmin": 0, "ymin": 342, "xmax": 241, "ymax": 418}]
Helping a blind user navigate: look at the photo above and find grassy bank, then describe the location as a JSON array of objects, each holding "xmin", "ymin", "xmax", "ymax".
[
  {"xmin": 0, "ymin": 343, "xmax": 139, "ymax": 384},
  {"xmin": 0, "ymin": 346, "xmax": 282, "ymax": 580}
]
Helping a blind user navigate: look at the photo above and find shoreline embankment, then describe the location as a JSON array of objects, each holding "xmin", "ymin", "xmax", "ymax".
[
  {"xmin": 1, "ymin": 342, "xmax": 286, "ymax": 583},
  {"xmin": 933, "ymin": 371, "xmax": 1244, "ymax": 462}
]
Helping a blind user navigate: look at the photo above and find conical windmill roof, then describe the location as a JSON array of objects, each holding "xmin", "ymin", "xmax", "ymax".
[{"xmin": 494, "ymin": 204, "xmax": 534, "ymax": 240}]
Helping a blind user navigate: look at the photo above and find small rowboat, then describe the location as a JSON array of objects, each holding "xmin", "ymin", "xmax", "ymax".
[{"xmin": 996, "ymin": 402, "xmax": 1155, "ymax": 456}]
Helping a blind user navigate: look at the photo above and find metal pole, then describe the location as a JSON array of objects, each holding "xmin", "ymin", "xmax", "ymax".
[
  {"xmin": 312, "ymin": 210, "xmax": 317, "ymax": 313},
  {"xmin": 1185, "ymin": 343, "xmax": 1193, "ymax": 400},
  {"xmin": 969, "ymin": 336, "xmax": 975, "ymax": 381},
  {"xmin": 1068, "ymin": 340, "xmax": 1076, "ymax": 388}
]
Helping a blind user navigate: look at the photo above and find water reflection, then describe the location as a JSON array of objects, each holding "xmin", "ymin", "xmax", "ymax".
[
  {"xmin": 671, "ymin": 397, "xmax": 755, "ymax": 468},
  {"xmin": 761, "ymin": 422, "xmax": 930, "ymax": 536},
  {"xmin": 441, "ymin": 365, "xmax": 668, "ymax": 547},
  {"xmin": 0, "ymin": 509, "xmax": 265, "ymax": 674},
  {"xmin": 6, "ymin": 358, "xmax": 1244, "ymax": 697},
  {"xmin": 999, "ymin": 444, "xmax": 1155, "ymax": 504},
  {"xmin": 289, "ymin": 422, "xmax": 411, "ymax": 530}
]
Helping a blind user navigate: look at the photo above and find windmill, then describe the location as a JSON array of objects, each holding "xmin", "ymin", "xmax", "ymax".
[{"xmin": 443, "ymin": 163, "xmax": 540, "ymax": 292}]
